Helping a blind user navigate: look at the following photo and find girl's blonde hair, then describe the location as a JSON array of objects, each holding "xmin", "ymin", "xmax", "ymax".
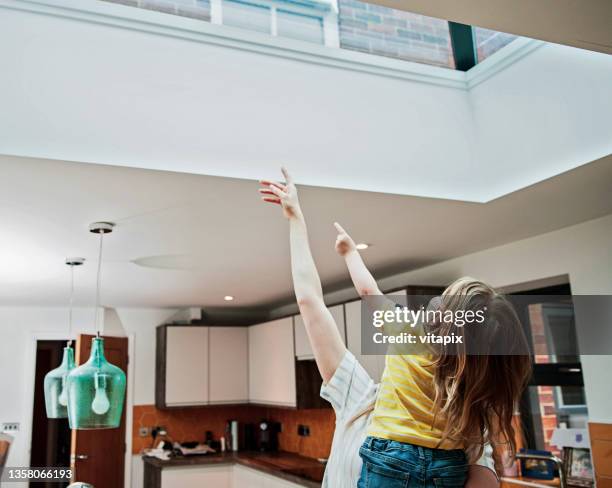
[
  {"xmin": 346, "ymin": 278, "xmax": 531, "ymax": 474},
  {"xmin": 430, "ymin": 277, "xmax": 531, "ymax": 473}
]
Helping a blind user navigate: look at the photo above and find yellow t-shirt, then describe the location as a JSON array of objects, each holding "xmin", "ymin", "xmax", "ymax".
[{"xmin": 366, "ymin": 299, "xmax": 459, "ymax": 449}]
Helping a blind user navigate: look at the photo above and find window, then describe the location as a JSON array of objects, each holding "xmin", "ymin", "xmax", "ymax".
[
  {"xmin": 473, "ymin": 26, "xmax": 518, "ymax": 62},
  {"xmin": 277, "ymin": 10, "xmax": 324, "ymax": 44},
  {"xmin": 337, "ymin": 0, "xmax": 455, "ymax": 68},
  {"xmin": 223, "ymin": 0, "xmax": 271, "ymax": 34},
  {"xmin": 99, "ymin": 0, "xmax": 521, "ymax": 71},
  {"xmin": 513, "ymin": 285, "xmax": 588, "ymax": 458}
]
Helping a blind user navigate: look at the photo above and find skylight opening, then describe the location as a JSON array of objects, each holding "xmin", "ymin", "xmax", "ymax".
[{"xmin": 100, "ymin": 0, "xmax": 520, "ymax": 71}]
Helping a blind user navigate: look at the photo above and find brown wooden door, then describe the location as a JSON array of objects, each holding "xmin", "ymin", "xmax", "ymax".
[{"xmin": 71, "ymin": 334, "xmax": 128, "ymax": 488}]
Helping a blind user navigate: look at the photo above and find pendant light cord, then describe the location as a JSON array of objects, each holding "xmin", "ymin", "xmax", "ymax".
[
  {"xmin": 67, "ymin": 264, "xmax": 75, "ymax": 347},
  {"xmin": 94, "ymin": 231, "xmax": 104, "ymax": 337}
]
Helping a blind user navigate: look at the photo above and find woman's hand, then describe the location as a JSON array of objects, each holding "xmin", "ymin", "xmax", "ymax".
[
  {"xmin": 334, "ymin": 222, "xmax": 357, "ymax": 257},
  {"xmin": 259, "ymin": 167, "xmax": 302, "ymax": 220}
]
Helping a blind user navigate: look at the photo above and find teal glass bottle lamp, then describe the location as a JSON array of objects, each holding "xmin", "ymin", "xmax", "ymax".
[
  {"xmin": 66, "ymin": 335, "xmax": 126, "ymax": 429},
  {"xmin": 44, "ymin": 257, "xmax": 84, "ymax": 419},
  {"xmin": 66, "ymin": 222, "xmax": 127, "ymax": 430}
]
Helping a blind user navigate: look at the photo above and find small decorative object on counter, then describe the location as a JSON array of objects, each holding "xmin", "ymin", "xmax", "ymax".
[
  {"xmin": 66, "ymin": 223, "xmax": 126, "ymax": 429},
  {"xmin": 563, "ymin": 447, "xmax": 594, "ymax": 488},
  {"xmin": 43, "ymin": 258, "xmax": 84, "ymax": 419},
  {"xmin": 519, "ymin": 449, "xmax": 556, "ymax": 480}
]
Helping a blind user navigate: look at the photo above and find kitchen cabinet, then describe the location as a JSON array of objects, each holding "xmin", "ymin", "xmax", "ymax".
[
  {"xmin": 345, "ymin": 287, "xmax": 444, "ymax": 383},
  {"xmin": 232, "ymin": 465, "xmax": 304, "ymax": 488},
  {"xmin": 209, "ymin": 327, "xmax": 249, "ymax": 404},
  {"xmin": 161, "ymin": 465, "xmax": 232, "ymax": 488},
  {"xmin": 345, "ymin": 299, "xmax": 385, "ymax": 383},
  {"xmin": 294, "ymin": 304, "xmax": 346, "ymax": 360},
  {"xmin": 156, "ymin": 324, "xmax": 249, "ymax": 408},
  {"xmin": 162, "ymin": 326, "xmax": 209, "ymax": 407},
  {"xmin": 248, "ymin": 317, "xmax": 296, "ymax": 407}
]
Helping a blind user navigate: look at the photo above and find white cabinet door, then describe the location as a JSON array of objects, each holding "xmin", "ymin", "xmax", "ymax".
[
  {"xmin": 248, "ymin": 317, "xmax": 296, "ymax": 407},
  {"xmin": 232, "ymin": 464, "xmax": 268, "ymax": 488},
  {"xmin": 345, "ymin": 291, "xmax": 407, "ymax": 383},
  {"xmin": 345, "ymin": 299, "xmax": 383, "ymax": 383},
  {"xmin": 165, "ymin": 326, "xmax": 209, "ymax": 406},
  {"xmin": 162, "ymin": 465, "xmax": 232, "ymax": 488},
  {"xmin": 294, "ymin": 304, "xmax": 346, "ymax": 360},
  {"xmin": 209, "ymin": 327, "xmax": 249, "ymax": 403},
  {"xmin": 232, "ymin": 465, "xmax": 303, "ymax": 488}
]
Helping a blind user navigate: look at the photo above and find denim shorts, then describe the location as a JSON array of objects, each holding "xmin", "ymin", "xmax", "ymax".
[{"xmin": 358, "ymin": 436, "xmax": 468, "ymax": 488}]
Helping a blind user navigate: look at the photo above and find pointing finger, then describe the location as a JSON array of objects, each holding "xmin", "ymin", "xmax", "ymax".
[
  {"xmin": 334, "ymin": 222, "xmax": 347, "ymax": 234},
  {"xmin": 281, "ymin": 166, "xmax": 293, "ymax": 184}
]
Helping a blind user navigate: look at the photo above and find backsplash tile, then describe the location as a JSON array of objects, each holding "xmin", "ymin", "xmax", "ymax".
[{"xmin": 132, "ymin": 404, "xmax": 334, "ymax": 459}]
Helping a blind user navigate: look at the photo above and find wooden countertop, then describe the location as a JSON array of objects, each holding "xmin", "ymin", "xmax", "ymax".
[
  {"xmin": 142, "ymin": 450, "xmax": 324, "ymax": 487},
  {"xmin": 501, "ymin": 476, "xmax": 561, "ymax": 487}
]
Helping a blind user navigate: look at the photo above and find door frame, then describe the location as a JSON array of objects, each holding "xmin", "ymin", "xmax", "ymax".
[{"xmin": 24, "ymin": 332, "xmax": 135, "ymax": 488}]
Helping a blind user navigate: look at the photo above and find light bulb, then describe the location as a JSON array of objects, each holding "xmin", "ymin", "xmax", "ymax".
[
  {"xmin": 91, "ymin": 373, "xmax": 110, "ymax": 415},
  {"xmin": 58, "ymin": 376, "xmax": 68, "ymax": 407},
  {"xmin": 92, "ymin": 387, "xmax": 110, "ymax": 415}
]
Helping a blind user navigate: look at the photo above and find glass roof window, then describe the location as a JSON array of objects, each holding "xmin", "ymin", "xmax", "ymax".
[
  {"xmin": 101, "ymin": 0, "xmax": 520, "ymax": 71},
  {"xmin": 338, "ymin": 0, "xmax": 455, "ymax": 68},
  {"xmin": 474, "ymin": 26, "xmax": 519, "ymax": 62}
]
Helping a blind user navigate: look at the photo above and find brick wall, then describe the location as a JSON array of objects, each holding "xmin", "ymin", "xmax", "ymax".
[
  {"xmin": 337, "ymin": 0, "xmax": 454, "ymax": 68},
  {"xmin": 474, "ymin": 27, "xmax": 517, "ymax": 62},
  {"xmin": 529, "ymin": 304, "xmax": 561, "ymax": 456},
  {"xmin": 132, "ymin": 404, "xmax": 335, "ymax": 459},
  {"xmin": 102, "ymin": 0, "xmax": 211, "ymax": 21}
]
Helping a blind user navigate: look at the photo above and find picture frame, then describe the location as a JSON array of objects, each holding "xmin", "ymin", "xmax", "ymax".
[{"xmin": 563, "ymin": 447, "xmax": 595, "ymax": 487}]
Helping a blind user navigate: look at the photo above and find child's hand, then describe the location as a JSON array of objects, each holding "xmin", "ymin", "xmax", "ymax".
[
  {"xmin": 334, "ymin": 222, "xmax": 357, "ymax": 257},
  {"xmin": 259, "ymin": 167, "xmax": 302, "ymax": 220}
]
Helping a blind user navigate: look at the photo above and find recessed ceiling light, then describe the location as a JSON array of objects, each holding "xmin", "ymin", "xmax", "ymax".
[
  {"xmin": 356, "ymin": 243, "xmax": 370, "ymax": 250},
  {"xmin": 224, "ymin": 295, "xmax": 234, "ymax": 301}
]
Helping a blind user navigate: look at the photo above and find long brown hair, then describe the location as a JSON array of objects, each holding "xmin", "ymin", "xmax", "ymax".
[{"xmin": 429, "ymin": 278, "xmax": 532, "ymax": 473}]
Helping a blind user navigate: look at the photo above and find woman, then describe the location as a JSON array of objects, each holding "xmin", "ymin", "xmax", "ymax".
[{"xmin": 259, "ymin": 168, "xmax": 500, "ymax": 488}]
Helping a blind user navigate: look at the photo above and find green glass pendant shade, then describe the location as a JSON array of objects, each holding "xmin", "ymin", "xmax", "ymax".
[
  {"xmin": 66, "ymin": 337, "xmax": 126, "ymax": 429},
  {"xmin": 43, "ymin": 346, "xmax": 76, "ymax": 419}
]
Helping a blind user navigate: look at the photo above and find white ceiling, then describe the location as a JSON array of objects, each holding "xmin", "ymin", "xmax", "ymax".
[
  {"xmin": 1, "ymin": 6, "xmax": 611, "ymax": 204},
  {"xmin": 1, "ymin": 154, "xmax": 611, "ymax": 309}
]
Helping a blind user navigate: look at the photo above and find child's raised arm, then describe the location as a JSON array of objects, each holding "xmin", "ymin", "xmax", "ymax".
[
  {"xmin": 259, "ymin": 168, "xmax": 346, "ymax": 383},
  {"xmin": 334, "ymin": 222, "xmax": 382, "ymax": 297}
]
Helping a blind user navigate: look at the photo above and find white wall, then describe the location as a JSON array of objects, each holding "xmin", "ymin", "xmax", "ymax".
[
  {"xmin": 317, "ymin": 213, "xmax": 612, "ymax": 423},
  {"xmin": 469, "ymin": 42, "xmax": 612, "ymax": 201},
  {"xmin": 115, "ymin": 308, "xmax": 179, "ymax": 405},
  {"xmin": 0, "ymin": 305, "xmax": 176, "ymax": 487},
  {"xmin": 0, "ymin": 307, "xmax": 97, "ymax": 473}
]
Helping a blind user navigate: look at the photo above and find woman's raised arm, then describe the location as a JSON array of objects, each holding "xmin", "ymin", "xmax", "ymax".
[{"xmin": 259, "ymin": 167, "xmax": 346, "ymax": 383}]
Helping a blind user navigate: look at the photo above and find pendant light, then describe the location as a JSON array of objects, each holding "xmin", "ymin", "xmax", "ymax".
[
  {"xmin": 66, "ymin": 222, "xmax": 126, "ymax": 430},
  {"xmin": 43, "ymin": 257, "xmax": 85, "ymax": 419}
]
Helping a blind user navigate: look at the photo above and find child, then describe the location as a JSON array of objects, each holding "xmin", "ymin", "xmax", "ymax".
[
  {"xmin": 334, "ymin": 223, "xmax": 532, "ymax": 487},
  {"xmin": 260, "ymin": 168, "xmax": 506, "ymax": 488}
]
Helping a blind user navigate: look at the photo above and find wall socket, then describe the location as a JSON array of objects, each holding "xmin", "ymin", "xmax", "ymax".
[{"xmin": 2, "ymin": 422, "xmax": 20, "ymax": 433}]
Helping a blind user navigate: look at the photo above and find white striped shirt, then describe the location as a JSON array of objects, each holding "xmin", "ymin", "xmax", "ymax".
[{"xmin": 319, "ymin": 350, "xmax": 496, "ymax": 488}]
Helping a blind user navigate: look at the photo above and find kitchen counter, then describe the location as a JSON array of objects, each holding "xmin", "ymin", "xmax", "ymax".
[{"xmin": 143, "ymin": 451, "xmax": 324, "ymax": 488}]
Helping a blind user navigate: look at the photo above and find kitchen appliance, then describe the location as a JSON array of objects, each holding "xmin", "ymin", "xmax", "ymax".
[
  {"xmin": 257, "ymin": 421, "xmax": 280, "ymax": 452},
  {"xmin": 225, "ymin": 420, "xmax": 239, "ymax": 452}
]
